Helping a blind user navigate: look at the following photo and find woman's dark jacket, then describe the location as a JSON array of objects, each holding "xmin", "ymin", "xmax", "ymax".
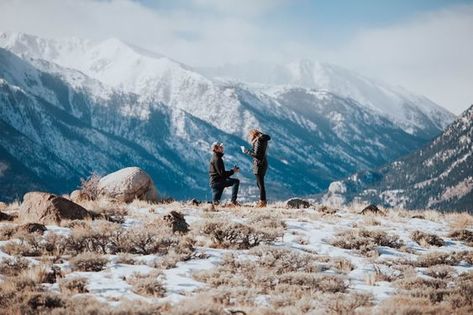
[{"xmin": 247, "ymin": 134, "xmax": 271, "ymax": 175}]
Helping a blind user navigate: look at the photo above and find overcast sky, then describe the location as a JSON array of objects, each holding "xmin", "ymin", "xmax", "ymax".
[{"xmin": 0, "ymin": 0, "xmax": 472, "ymax": 114}]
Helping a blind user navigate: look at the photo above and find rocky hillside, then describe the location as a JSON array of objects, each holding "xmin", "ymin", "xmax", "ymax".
[{"xmin": 323, "ymin": 105, "xmax": 473, "ymax": 212}]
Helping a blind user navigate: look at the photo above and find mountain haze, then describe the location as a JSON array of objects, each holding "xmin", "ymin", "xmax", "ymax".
[{"xmin": 0, "ymin": 32, "xmax": 456, "ymax": 203}]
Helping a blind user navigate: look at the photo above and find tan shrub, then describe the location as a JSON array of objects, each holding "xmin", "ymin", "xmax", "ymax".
[
  {"xmin": 248, "ymin": 245, "xmax": 325, "ymax": 274},
  {"xmin": 331, "ymin": 228, "xmax": 403, "ymax": 256},
  {"xmin": 278, "ymin": 272, "xmax": 348, "ymax": 293},
  {"xmin": 22, "ymin": 264, "xmax": 62, "ymax": 284},
  {"xmin": 330, "ymin": 257, "xmax": 354, "ymax": 273},
  {"xmin": 70, "ymin": 252, "xmax": 108, "ymax": 272},
  {"xmin": 448, "ymin": 229, "xmax": 473, "ymax": 246},
  {"xmin": 116, "ymin": 253, "xmax": 137, "ymax": 265},
  {"xmin": 0, "ymin": 256, "xmax": 29, "ymax": 276},
  {"xmin": 375, "ymin": 296, "xmax": 451, "ymax": 315},
  {"xmin": 425, "ymin": 265, "xmax": 455, "ymax": 279},
  {"xmin": 65, "ymin": 220, "xmax": 124, "ymax": 254},
  {"xmin": 79, "ymin": 172, "xmax": 101, "ymax": 201},
  {"xmin": 326, "ymin": 292, "xmax": 373, "ymax": 314},
  {"xmin": 22, "ymin": 292, "xmax": 64, "ymax": 313},
  {"xmin": 1, "ymin": 237, "xmax": 41, "ymax": 256},
  {"xmin": 395, "ymin": 277, "xmax": 447, "ymax": 291},
  {"xmin": 201, "ymin": 220, "xmax": 282, "ymax": 249},
  {"xmin": 166, "ymin": 296, "xmax": 225, "ymax": 315},
  {"xmin": 127, "ymin": 272, "xmax": 165, "ymax": 297},
  {"xmin": 410, "ymin": 230, "xmax": 444, "ymax": 247},
  {"xmin": 415, "ymin": 252, "xmax": 461, "ymax": 267},
  {"xmin": 446, "ymin": 212, "xmax": 473, "ymax": 229},
  {"xmin": 456, "ymin": 250, "xmax": 473, "ymax": 264},
  {"xmin": 0, "ymin": 224, "xmax": 17, "ymax": 240},
  {"xmin": 119, "ymin": 221, "xmax": 180, "ymax": 255},
  {"xmin": 59, "ymin": 277, "xmax": 89, "ymax": 294}
]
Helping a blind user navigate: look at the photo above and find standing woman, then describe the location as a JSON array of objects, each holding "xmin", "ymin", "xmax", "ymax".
[{"xmin": 244, "ymin": 129, "xmax": 271, "ymax": 207}]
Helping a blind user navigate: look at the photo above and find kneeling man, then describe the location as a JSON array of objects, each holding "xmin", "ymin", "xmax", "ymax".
[{"xmin": 209, "ymin": 142, "xmax": 240, "ymax": 206}]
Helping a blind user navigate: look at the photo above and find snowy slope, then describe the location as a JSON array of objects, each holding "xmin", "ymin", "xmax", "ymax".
[
  {"xmin": 0, "ymin": 32, "xmax": 455, "ymax": 203},
  {"xmin": 202, "ymin": 59, "xmax": 455, "ymax": 137},
  {"xmin": 323, "ymin": 105, "xmax": 473, "ymax": 212},
  {"xmin": 0, "ymin": 32, "xmax": 454, "ymax": 138},
  {"xmin": 0, "ymin": 201, "xmax": 472, "ymax": 312}
]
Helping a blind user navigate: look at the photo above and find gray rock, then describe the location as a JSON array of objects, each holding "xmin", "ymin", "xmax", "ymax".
[
  {"xmin": 286, "ymin": 198, "xmax": 310, "ymax": 209},
  {"xmin": 97, "ymin": 167, "xmax": 159, "ymax": 203},
  {"xmin": 19, "ymin": 192, "xmax": 91, "ymax": 224}
]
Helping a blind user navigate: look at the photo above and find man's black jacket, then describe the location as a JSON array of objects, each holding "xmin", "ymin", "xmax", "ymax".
[{"xmin": 209, "ymin": 152, "xmax": 234, "ymax": 186}]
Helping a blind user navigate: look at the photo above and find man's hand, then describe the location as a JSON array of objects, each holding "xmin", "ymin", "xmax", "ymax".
[{"xmin": 233, "ymin": 166, "xmax": 240, "ymax": 173}]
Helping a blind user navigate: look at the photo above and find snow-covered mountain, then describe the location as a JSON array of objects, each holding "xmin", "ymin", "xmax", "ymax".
[
  {"xmin": 323, "ymin": 105, "xmax": 473, "ymax": 211},
  {"xmin": 202, "ymin": 60, "xmax": 455, "ymax": 138},
  {"xmin": 0, "ymin": 32, "xmax": 457, "ymax": 202}
]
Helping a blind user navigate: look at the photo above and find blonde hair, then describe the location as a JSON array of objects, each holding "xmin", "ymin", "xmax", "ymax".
[{"xmin": 247, "ymin": 129, "xmax": 262, "ymax": 142}]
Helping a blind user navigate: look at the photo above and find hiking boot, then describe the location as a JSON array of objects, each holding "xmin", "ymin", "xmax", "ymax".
[
  {"xmin": 224, "ymin": 201, "xmax": 239, "ymax": 208},
  {"xmin": 256, "ymin": 200, "xmax": 267, "ymax": 208}
]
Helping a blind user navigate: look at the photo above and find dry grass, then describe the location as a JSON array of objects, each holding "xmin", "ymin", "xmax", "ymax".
[
  {"xmin": 446, "ymin": 212, "xmax": 473, "ymax": 229},
  {"xmin": 380, "ymin": 271, "xmax": 473, "ymax": 313},
  {"xmin": 192, "ymin": 246, "xmax": 353, "ymax": 313},
  {"xmin": 331, "ymin": 228, "xmax": 403, "ymax": 256},
  {"xmin": 0, "ymin": 224, "xmax": 17, "ymax": 240},
  {"xmin": 410, "ymin": 230, "xmax": 445, "ymax": 247},
  {"xmin": 59, "ymin": 277, "xmax": 89, "ymax": 294},
  {"xmin": 1, "ymin": 235, "xmax": 42, "ymax": 256},
  {"xmin": 69, "ymin": 252, "xmax": 108, "ymax": 272},
  {"xmin": 127, "ymin": 272, "xmax": 166, "ymax": 297},
  {"xmin": 424, "ymin": 265, "xmax": 456, "ymax": 279},
  {"xmin": 448, "ymin": 229, "xmax": 473, "ymax": 246},
  {"xmin": 201, "ymin": 219, "xmax": 283, "ymax": 249},
  {"xmin": 415, "ymin": 251, "xmax": 461, "ymax": 267},
  {"xmin": 0, "ymin": 256, "xmax": 30, "ymax": 276},
  {"xmin": 115, "ymin": 253, "xmax": 137, "ymax": 265}
]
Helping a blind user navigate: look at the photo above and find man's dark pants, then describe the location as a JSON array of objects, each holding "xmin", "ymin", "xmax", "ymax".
[{"xmin": 211, "ymin": 178, "xmax": 240, "ymax": 204}]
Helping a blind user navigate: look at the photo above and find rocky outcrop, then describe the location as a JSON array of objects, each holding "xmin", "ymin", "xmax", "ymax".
[
  {"xmin": 164, "ymin": 211, "xmax": 189, "ymax": 234},
  {"xmin": 19, "ymin": 192, "xmax": 91, "ymax": 224},
  {"xmin": 97, "ymin": 167, "xmax": 159, "ymax": 203},
  {"xmin": 286, "ymin": 198, "xmax": 310, "ymax": 209},
  {"xmin": 17, "ymin": 223, "xmax": 47, "ymax": 234},
  {"xmin": 0, "ymin": 211, "xmax": 14, "ymax": 221},
  {"xmin": 360, "ymin": 204, "xmax": 385, "ymax": 216}
]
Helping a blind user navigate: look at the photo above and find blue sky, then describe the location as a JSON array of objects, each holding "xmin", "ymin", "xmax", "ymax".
[
  {"xmin": 0, "ymin": 0, "xmax": 472, "ymax": 113},
  {"xmin": 138, "ymin": 0, "xmax": 472, "ymax": 46}
]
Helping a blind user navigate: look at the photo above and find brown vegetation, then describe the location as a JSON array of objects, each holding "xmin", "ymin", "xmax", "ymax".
[
  {"xmin": 410, "ymin": 230, "xmax": 445, "ymax": 247},
  {"xmin": 331, "ymin": 228, "xmax": 403, "ymax": 256}
]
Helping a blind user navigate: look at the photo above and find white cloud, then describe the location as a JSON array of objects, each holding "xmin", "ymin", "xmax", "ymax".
[
  {"xmin": 0, "ymin": 0, "xmax": 471, "ymax": 113},
  {"xmin": 325, "ymin": 4, "xmax": 473, "ymax": 114}
]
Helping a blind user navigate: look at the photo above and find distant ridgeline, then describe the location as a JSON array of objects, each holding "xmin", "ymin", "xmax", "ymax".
[
  {"xmin": 323, "ymin": 105, "xmax": 473, "ymax": 212},
  {"xmin": 0, "ymin": 32, "xmax": 456, "ymax": 202}
]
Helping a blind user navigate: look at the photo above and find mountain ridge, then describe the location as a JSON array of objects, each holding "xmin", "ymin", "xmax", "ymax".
[
  {"xmin": 322, "ymin": 105, "xmax": 473, "ymax": 211},
  {"xmin": 0, "ymin": 32, "xmax": 458, "ymax": 205}
]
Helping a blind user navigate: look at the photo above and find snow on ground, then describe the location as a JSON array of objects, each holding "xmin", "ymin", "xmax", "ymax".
[{"xmin": 0, "ymin": 201, "xmax": 472, "ymax": 312}]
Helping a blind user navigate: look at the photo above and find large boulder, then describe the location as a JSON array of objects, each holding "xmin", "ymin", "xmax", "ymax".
[
  {"xmin": 19, "ymin": 192, "xmax": 91, "ymax": 224},
  {"xmin": 97, "ymin": 167, "xmax": 159, "ymax": 203}
]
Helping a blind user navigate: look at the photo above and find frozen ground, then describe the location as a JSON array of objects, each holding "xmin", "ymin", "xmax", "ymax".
[{"xmin": 0, "ymin": 200, "xmax": 472, "ymax": 314}]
